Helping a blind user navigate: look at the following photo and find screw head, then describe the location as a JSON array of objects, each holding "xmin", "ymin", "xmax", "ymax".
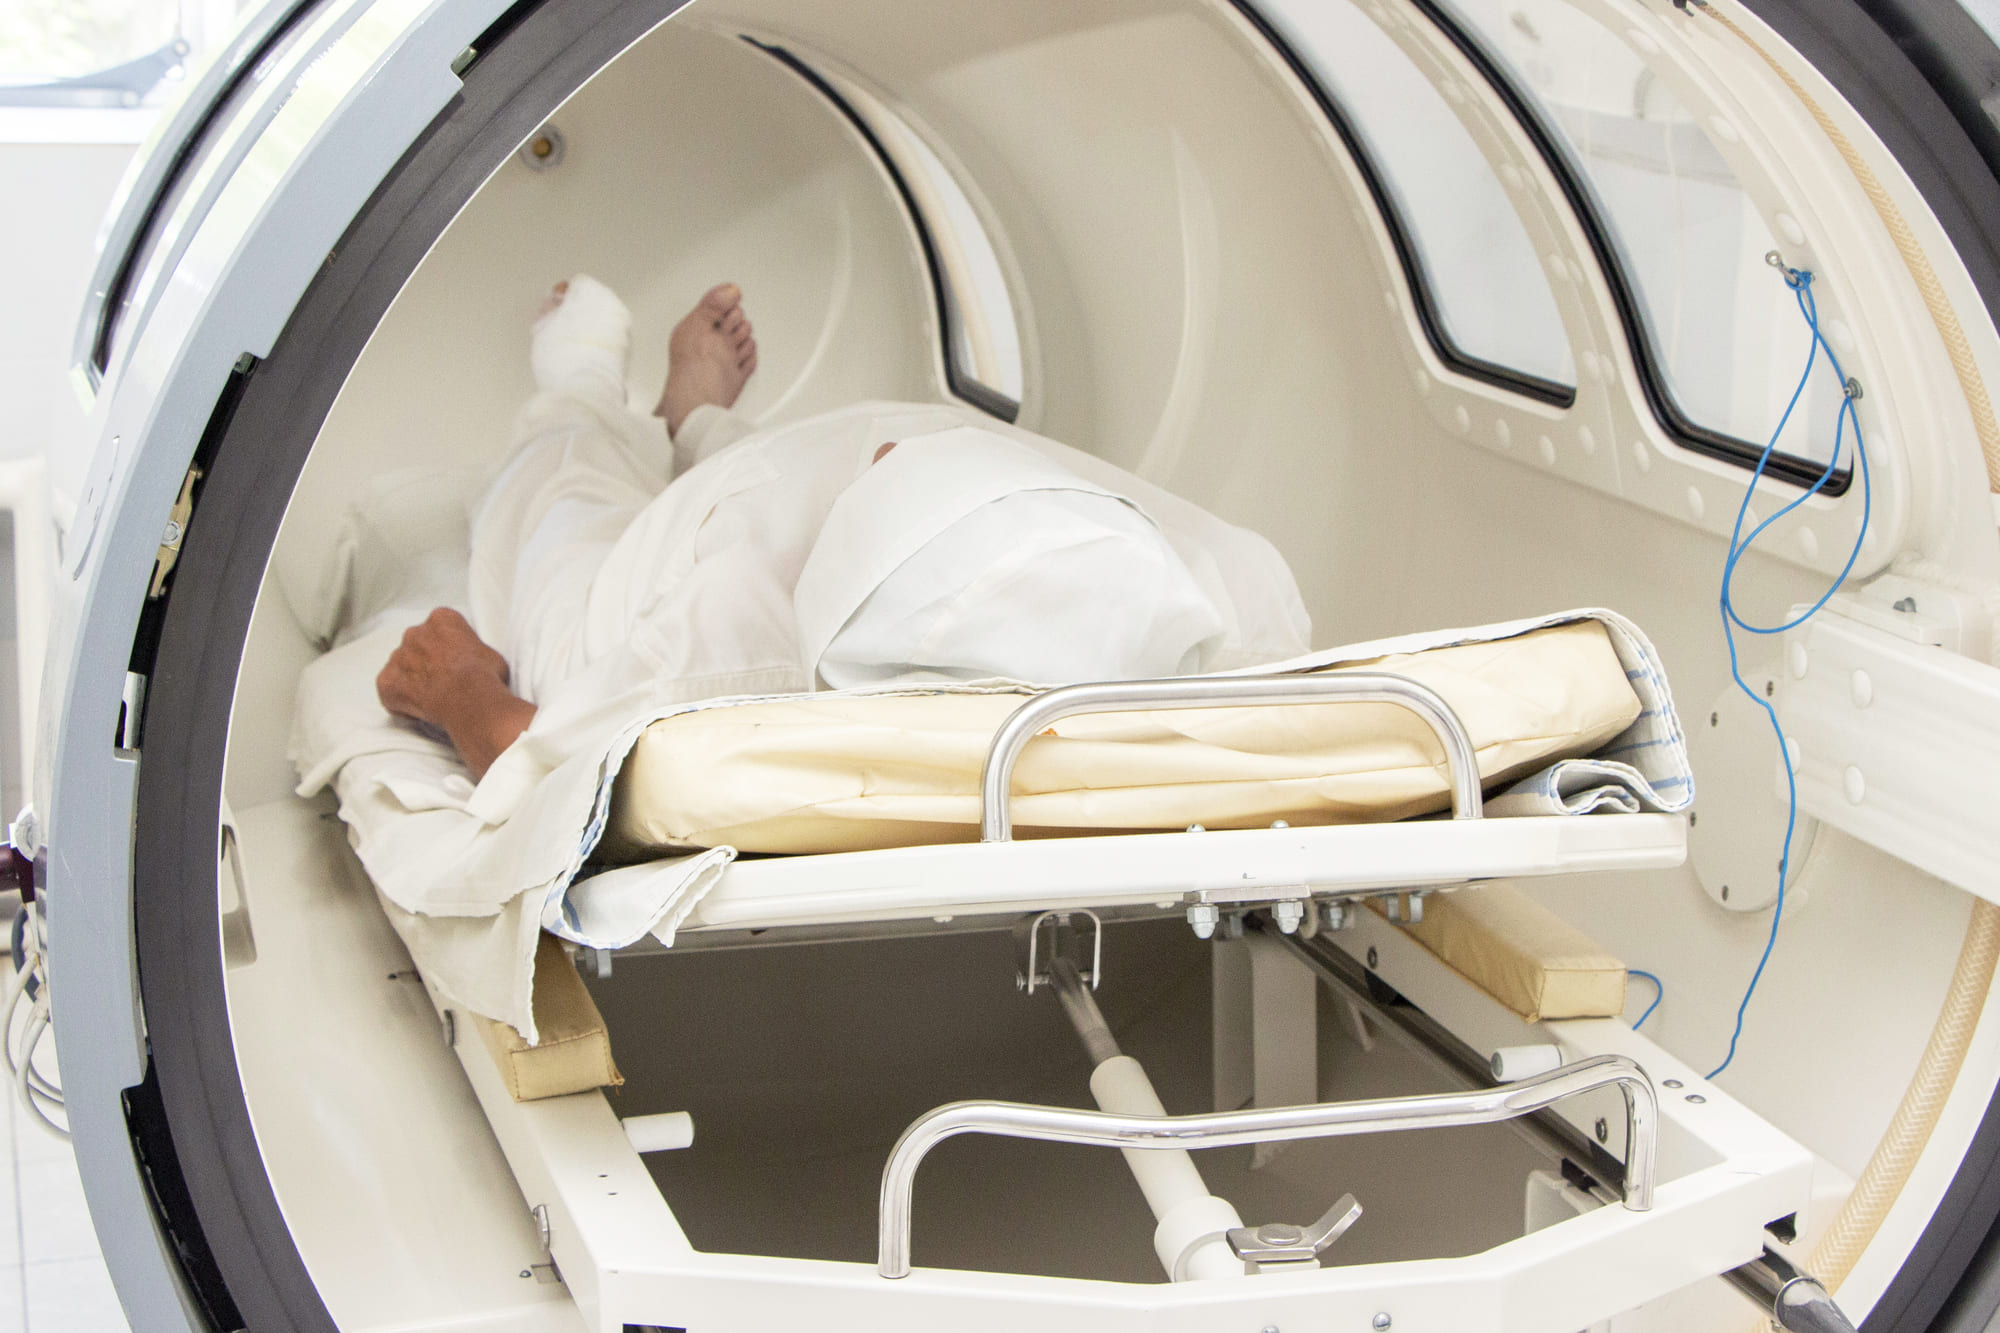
[
  {"xmin": 1374, "ymin": 1315, "xmax": 1393, "ymax": 1330},
  {"xmin": 1366, "ymin": 946, "xmax": 1379, "ymax": 969},
  {"xmin": 1257, "ymin": 1223, "xmax": 1305, "ymax": 1245},
  {"xmin": 1594, "ymin": 1116, "xmax": 1609, "ymax": 1143}
]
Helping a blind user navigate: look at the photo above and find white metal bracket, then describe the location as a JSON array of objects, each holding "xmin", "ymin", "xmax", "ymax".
[
  {"xmin": 1015, "ymin": 909, "xmax": 1102, "ymax": 994},
  {"xmin": 1779, "ymin": 607, "xmax": 2000, "ymax": 903}
]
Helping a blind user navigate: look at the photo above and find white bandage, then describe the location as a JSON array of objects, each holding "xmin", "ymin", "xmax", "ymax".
[{"xmin": 529, "ymin": 272, "xmax": 631, "ymax": 401}]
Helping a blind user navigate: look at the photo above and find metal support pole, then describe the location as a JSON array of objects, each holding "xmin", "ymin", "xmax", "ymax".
[
  {"xmin": 1723, "ymin": 1248, "xmax": 1860, "ymax": 1332},
  {"xmin": 1049, "ymin": 959, "xmax": 1121, "ymax": 1066}
]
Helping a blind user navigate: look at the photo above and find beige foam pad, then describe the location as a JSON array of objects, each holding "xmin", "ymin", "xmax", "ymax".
[
  {"xmin": 603, "ymin": 619, "xmax": 1642, "ymax": 857},
  {"xmin": 1376, "ymin": 885, "xmax": 1628, "ymax": 1022},
  {"xmin": 473, "ymin": 932, "xmax": 624, "ymax": 1101}
]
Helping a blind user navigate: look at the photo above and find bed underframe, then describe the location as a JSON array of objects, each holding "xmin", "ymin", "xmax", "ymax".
[
  {"xmin": 413, "ymin": 735, "xmax": 1828, "ymax": 1333},
  {"xmin": 390, "ymin": 661, "xmax": 1832, "ymax": 1331}
]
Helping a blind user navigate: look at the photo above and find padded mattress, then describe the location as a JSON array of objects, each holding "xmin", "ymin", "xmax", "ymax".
[{"xmin": 604, "ymin": 618, "xmax": 1643, "ymax": 856}]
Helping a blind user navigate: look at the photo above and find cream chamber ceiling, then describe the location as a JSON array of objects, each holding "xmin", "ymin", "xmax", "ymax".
[
  {"xmin": 35, "ymin": 0, "xmax": 2000, "ymax": 1330},
  {"xmin": 267, "ymin": 0, "xmax": 1396, "ymax": 633}
]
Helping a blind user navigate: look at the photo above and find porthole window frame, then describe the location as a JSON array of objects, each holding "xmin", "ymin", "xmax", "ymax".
[
  {"xmin": 1232, "ymin": 0, "xmax": 1579, "ymax": 410},
  {"xmin": 73, "ymin": 0, "xmax": 331, "ymax": 388},
  {"xmin": 744, "ymin": 38, "xmax": 1026, "ymax": 425},
  {"xmin": 1405, "ymin": 0, "xmax": 1856, "ymax": 496}
]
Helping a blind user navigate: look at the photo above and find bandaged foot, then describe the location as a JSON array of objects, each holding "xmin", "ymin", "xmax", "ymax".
[
  {"xmin": 655, "ymin": 283, "xmax": 759, "ymax": 439},
  {"xmin": 530, "ymin": 274, "xmax": 631, "ymax": 400}
]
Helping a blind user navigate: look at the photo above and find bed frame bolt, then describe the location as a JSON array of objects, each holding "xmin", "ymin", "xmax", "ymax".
[
  {"xmin": 1272, "ymin": 900, "xmax": 1305, "ymax": 934},
  {"xmin": 1187, "ymin": 904, "xmax": 1220, "ymax": 939}
]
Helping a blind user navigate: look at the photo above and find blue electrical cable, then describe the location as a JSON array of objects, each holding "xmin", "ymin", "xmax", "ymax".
[
  {"xmin": 1708, "ymin": 260, "xmax": 1872, "ymax": 1079},
  {"xmin": 1628, "ymin": 969, "xmax": 1663, "ymax": 1029}
]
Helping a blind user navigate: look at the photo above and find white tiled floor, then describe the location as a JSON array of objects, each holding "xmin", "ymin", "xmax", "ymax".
[{"xmin": 2, "ymin": 989, "xmax": 129, "ymax": 1332}]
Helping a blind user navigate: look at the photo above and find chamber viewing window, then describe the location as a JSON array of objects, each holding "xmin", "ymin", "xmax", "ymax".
[
  {"xmin": 1246, "ymin": 0, "xmax": 1577, "ymax": 402},
  {"xmin": 1437, "ymin": 0, "xmax": 1850, "ymax": 485},
  {"xmin": 0, "ymin": 0, "xmax": 245, "ymax": 106},
  {"xmin": 80, "ymin": 0, "xmax": 325, "ymax": 378},
  {"xmin": 749, "ymin": 41, "xmax": 1024, "ymax": 421}
]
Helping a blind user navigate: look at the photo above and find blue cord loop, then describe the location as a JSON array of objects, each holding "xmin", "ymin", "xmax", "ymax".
[
  {"xmin": 1708, "ymin": 258, "xmax": 1872, "ymax": 1079},
  {"xmin": 1628, "ymin": 969, "xmax": 1663, "ymax": 1029}
]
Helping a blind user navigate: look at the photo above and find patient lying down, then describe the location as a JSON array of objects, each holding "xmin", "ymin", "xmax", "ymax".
[
  {"xmin": 296, "ymin": 282, "xmax": 1684, "ymax": 1040},
  {"xmin": 376, "ymin": 276, "xmax": 1311, "ymax": 779}
]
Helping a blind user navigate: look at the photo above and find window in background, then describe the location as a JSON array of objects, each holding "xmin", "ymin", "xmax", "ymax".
[
  {"xmin": 1251, "ymin": 0, "xmax": 1577, "ymax": 399},
  {"xmin": 0, "ymin": 0, "xmax": 247, "ymax": 107},
  {"xmin": 1440, "ymin": 0, "xmax": 1848, "ymax": 480}
]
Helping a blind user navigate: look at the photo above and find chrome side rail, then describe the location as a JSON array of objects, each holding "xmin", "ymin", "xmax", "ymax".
[
  {"xmin": 979, "ymin": 672, "xmax": 1485, "ymax": 841},
  {"xmin": 877, "ymin": 1053, "xmax": 1653, "ymax": 1278}
]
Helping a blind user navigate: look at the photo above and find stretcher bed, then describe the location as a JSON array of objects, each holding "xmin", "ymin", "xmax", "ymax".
[{"xmin": 294, "ymin": 602, "xmax": 1692, "ymax": 1043}]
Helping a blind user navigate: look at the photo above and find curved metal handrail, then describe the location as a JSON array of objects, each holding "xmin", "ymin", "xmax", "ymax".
[
  {"xmin": 878, "ymin": 1053, "xmax": 1654, "ymax": 1277},
  {"xmin": 979, "ymin": 672, "xmax": 1485, "ymax": 841}
]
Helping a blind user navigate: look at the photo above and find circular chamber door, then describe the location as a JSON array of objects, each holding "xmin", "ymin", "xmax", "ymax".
[{"xmin": 40, "ymin": 0, "xmax": 2000, "ymax": 1329}]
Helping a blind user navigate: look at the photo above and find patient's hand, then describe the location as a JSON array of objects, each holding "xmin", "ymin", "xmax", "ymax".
[{"xmin": 376, "ymin": 609, "xmax": 538, "ymax": 781}]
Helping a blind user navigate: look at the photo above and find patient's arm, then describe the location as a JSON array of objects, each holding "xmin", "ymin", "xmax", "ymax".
[{"xmin": 376, "ymin": 608, "xmax": 538, "ymax": 781}]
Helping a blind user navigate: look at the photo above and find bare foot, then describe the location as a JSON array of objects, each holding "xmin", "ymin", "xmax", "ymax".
[{"xmin": 654, "ymin": 283, "xmax": 758, "ymax": 437}]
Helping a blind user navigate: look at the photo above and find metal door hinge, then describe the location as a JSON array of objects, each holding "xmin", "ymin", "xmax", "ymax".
[{"xmin": 148, "ymin": 464, "xmax": 203, "ymax": 599}]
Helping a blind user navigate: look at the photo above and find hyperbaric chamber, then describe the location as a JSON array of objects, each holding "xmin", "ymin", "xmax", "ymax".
[{"xmin": 33, "ymin": 0, "xmax": 2000, "ymax": 1329}]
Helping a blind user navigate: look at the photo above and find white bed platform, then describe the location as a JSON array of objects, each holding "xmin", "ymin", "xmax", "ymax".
[{"xmin": 665, "ymin": 812, "xmax": 1688, "ymax": 935}]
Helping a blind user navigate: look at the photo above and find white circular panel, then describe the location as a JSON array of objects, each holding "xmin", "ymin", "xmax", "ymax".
[{"xmin": 1687, "ymin": 675, "xmax": 1818, "ymax": 913}]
